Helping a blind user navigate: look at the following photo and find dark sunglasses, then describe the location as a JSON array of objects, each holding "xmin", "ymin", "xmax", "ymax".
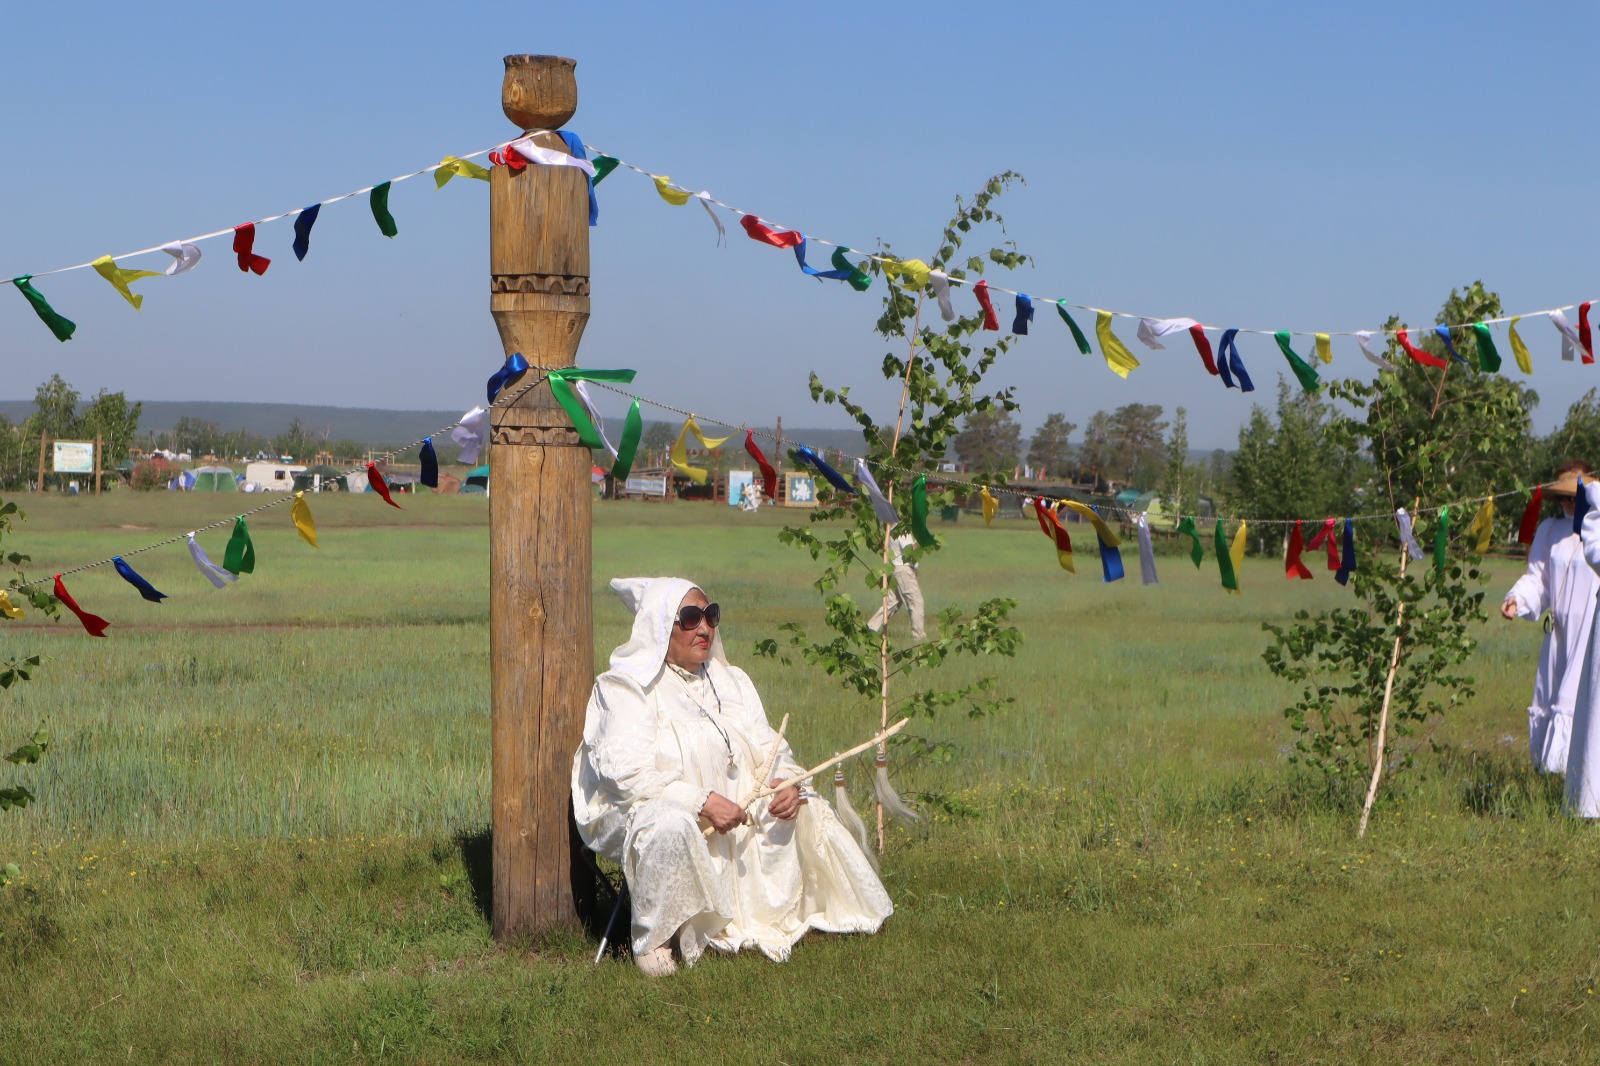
[{"xmin": 675, "ymin": 603, "xmax": 721, "ymax": 630}]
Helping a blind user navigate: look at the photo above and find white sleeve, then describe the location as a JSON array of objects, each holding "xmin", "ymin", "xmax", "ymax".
[
  {"xmin": 1507, "ymin": 519, "xmax": 1557, "ymax": 618},
  {"xmin": 584, "ymin": 674, "xmax": 709, "ymax": 812},
  {"xmin": 1582, "ymin": 484, "xmax": 1600, "ymax": 575}
]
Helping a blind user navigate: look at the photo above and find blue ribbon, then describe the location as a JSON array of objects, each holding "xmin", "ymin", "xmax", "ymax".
[
  {"xmin": 793, "ymin": 238, "xmax": 856, "ymax": 280},
  {"xmin": 794, "ymin": 445, "xmax": 855, "ymax": 494},
  {"xmin": 1575, "ymin": 476, "xmax": 1589, "ymax": 535},
  {"xmin": 1094, "ymin": 507, "xmax": 1125, "ymax": 583},
  {"xmin": 487, "ymin": 352, "xmax": 530, "ymax": 405},
  {"xmin": 556, "ymin": 130, "xmax": 598, "ymax": 227},
  {"xmin": 113, "ymin": 556, "xmax": 166, "ymax": 603},
  {"xmin": 1013, "ymin": 294, "xmax": 1034, "ymax": 336},
  {"xmin": 420, "ymin": 437, "xmax": 438, "ymax": 488},
  {"xmin": 1335, "ymin": 517, "xmax": 1356, "ymax": 586},
  {"xmin": 1218, "ymin": 329, "xmax": 1255, "ymax": 392},
  {"xmin": 1434, "ymin": 325, "xmax": 1470, "ymax": 367},
  {"xmin": 292, "ymin": 204, "xmax": 321, "ymax": 261}
]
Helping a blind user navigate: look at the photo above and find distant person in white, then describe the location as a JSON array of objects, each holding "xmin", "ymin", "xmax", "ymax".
[
  {"xmin": 1502, "ymin": 460, "xmax": 1596, "ymax": 773},
  {"xmin": 1565, "ymin": 472, "xmax": 1600, "ymax": 816},
  {"xmin": 867, "ymin": 533, "xmax": 925, "ymax": 641}
]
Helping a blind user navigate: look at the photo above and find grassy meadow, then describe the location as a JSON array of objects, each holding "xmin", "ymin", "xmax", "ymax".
[{"xmin": 3, "ymin": 490, "xmax": 1599, "ymax": 1063}]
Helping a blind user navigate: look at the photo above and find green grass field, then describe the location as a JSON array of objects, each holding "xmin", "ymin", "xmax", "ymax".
[{"xmin": 3, "ymin": 492, "xmax": 1597, "ymax": 1064}]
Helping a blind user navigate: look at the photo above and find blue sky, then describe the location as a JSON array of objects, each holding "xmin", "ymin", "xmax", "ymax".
[{"xmin": 4, "ymin": 1, "xmax": 1597, "ymax": 450}]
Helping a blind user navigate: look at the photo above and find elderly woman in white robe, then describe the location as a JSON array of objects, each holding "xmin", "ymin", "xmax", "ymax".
[
  {"xmin": 1502, "ymin": 462, "xmax": 1597, "ymax": 773},
  {"xmin": 572, "ymin": 577, "xmax": 893, "ymax": 976}
]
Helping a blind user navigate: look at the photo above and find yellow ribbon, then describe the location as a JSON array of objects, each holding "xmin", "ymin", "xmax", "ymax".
[
  {"xmin": 1314, "ymin": 333, "xmax": 1333, "ymax": 364},
  {"xmin": 1095, "ymin": 311, "xmax": 1141, "ymax": 378},
  {"xmin": 1228, "ymin": 521, "xmax": 1248, "ymax": 596},
  {"xmin": 1508, "ymin": 316, "xmax": 1533, "ymax": 374},
  {"xmin": 1467, "ymin": 498, "xmax": 1495, "ymax": 555},
  {"xmin": 671, "ymin": 416, "xmax": 733, "ymax": 485},
  {"xmin": 91, "ymin": 255, "xmax": 161, "ymax": 310},
  {"xmin": 885, "ymin": 258, "xmax": 932, "ymax": 290},
  {"xmin": 1058, "ymin": 500, "xmax": 1122, "ymax": 547},
  {"xmin": 653, "ymin": 175, "xmax": 692, "ymax": 206},
  {"xmin": 980, "ymin": 486, "xmax": 998, "ymax": 526},
  {"xmin": 435, "ymin": 155, "xmax": 491, "ymax": 187},
  {"xmin": 0, "ymin": 590, "xmax": 23, "ymax": 619},
  {"xmin": 291, "ymin": 491, "xmax": 318, "ymax": 548}
]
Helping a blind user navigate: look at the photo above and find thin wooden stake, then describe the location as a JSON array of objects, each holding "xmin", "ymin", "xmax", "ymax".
[{"xmin": 1358, "ymin": 515, "xmax": 1413, "ymax": 839}]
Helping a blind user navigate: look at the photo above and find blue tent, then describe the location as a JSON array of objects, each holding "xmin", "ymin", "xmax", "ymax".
[{"xmin": 461, "ymin": 465, "xmax": 490, "ymax": 495}]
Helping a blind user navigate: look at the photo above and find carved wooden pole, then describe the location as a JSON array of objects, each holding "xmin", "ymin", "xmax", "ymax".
[{"xmin": 489, "ymin": 53, "xmax": 593, "ymax": 941}]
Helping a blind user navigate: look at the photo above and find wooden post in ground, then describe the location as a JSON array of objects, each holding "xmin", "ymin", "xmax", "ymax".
[
  {"xmin": 35, "ymin": 434, "xmax": 48, "ymax": 495},
  {"xmin": 93, "ymin": 434, "xmax": 102, "ymax": 497},
  {"xmin": 488, "ymin": 53, "xmax": 594, "ymax": 941}
]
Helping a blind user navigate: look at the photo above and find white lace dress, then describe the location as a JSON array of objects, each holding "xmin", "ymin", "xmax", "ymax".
[{"xmin": 572, "ymin": 659, "xmax": 893, "ymax": 964}]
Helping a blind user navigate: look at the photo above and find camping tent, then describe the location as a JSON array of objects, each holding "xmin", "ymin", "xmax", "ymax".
[
  {"xmin": 461, "ymin": 465, "xmax": 490, "ymax": 495},
  {"xmin": 189, "ymin": 466, "xmax": 238, "ymax": 492},
  {"xmin": 292, "ymin": 465, "xmax": 348, "ymax": 493}
]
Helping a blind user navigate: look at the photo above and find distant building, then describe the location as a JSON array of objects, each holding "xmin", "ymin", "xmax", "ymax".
[{"xmin": 243, "ymin": 461, "xmax": 307, "ymax": 492}]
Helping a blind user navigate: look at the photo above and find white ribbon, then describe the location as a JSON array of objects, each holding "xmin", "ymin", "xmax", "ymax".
[
  {"xmin": 1135, "ymin": 317, "xmax": 1200, "ymax": 351},
  {"xmin": 502, "ymin": 137, "xmax": 597, "ymax": 177},
  {"xmin": 451, "ymin": 406, "xmax": 487, "ymax": 466},
  {"xmin": 187, "ymin": 533, "xmax": 237, "ymax": 589},
  {"xmin": 693, "ymin": 192, "xmax": 727, "ymax": 246},
  {"xmin": 928, "ymin": 274, "xmax": 957, "ymax": 322},
  {"xmin": 160, "ymin": 241, "xmax": 201, "ymax": 276},
  {"xmin": 1551, "ymin": 310, "xmax": 1583, "ymax": 361},
  {"xmin": 1354, "ymin": 331, "xmax": 1398, "ymax": 371},
  {"xmin": 574, "ymin": 381, "xmax": 619, "ymax": 460},
  {"xmin": 1395, "ymin": 508, "xmax": 1425, "ymax": 561},
  {"xmin": 1136, "ymin": 513, "xmax": 1159, "ymax": 585},
  {"xmin": 853, "ymin": 458, "xmax": 899, "ymax": 525}
]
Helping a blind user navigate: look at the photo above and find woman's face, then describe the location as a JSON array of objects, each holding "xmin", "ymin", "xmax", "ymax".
[{"xmin": 666, "ymin": 588, "xmax": 713, "ymax": 671}]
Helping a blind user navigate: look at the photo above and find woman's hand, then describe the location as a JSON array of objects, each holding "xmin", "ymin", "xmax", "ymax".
[
  {"xmin": 700, "ymin": 791, "xmax": 749, "ymax": 834},
  {"xmin": 767, "ymin": 779, "xmax": 806, "ymax": 821},
  {"xmin": 1501, "ymin": 598, "xmax": 1519, "ymax": 620}
]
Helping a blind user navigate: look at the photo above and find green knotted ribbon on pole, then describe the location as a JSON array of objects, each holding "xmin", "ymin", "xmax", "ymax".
[
  {"xmin": 911, "ymin": 475, "xmax": 937, "ymax": 548},
  {"xmin": 13, "ymin": 276, "xmax": 75, "ymax": 341},
  {"xmin": 223, "ymin": 516, "xmax": 256, "ymax": 576},
  {"xmin": 611, "ymin": 399, "xmax": 643, "ymax": 482},
  {"xmin": 1433, "ymin": 506, "xmax": 1449, "ymax": 573},
  {"xmin": 370, "ymin": 182, "xmax": 398, "ymax": 238},
  {"xmin": 1274, "ymin": 332, "xmax": 1321, "ymax": 393},
  {"xmin": 1470, "ymin": 323, "xmax": 1502, "ymax": 373},
  {"xmin": 591, "ymin": 156, "xmax": 620, "ymax": 185},
  {"xmin": 1055, "ymin": 300, "xmax": 1093, "ymax": 355},
  {"xmin": 545, "ymin": 368, "xmax": 638, "ymax": 451},
  {"xmin": 1214, "ymin": 519, "xmax": 1238, "ymax": 591},
  {"xmin": 830, "ymin": 247, "xmax": 873, "ymax": 292},
  {"xmin": 1176, "ymin": 516, "xmax": 1204, "ymax": 568}
]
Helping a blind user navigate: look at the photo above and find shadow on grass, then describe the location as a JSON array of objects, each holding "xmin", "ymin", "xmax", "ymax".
[
  {"xmin": 1438, "ymin": 744, "xmax": 1568, "ymax": 818},
  {"xmin": 452, "ymin": 822, "xmax": 627, "ymax": 950}
]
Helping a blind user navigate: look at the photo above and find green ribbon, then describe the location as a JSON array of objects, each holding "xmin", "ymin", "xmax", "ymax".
[
  {"xmin": 223, "ymin": 517, "xmax": 256, "ymax": 576},
  {"xmin": 830, "ymin": 247, "xmax": 873, "ymax": 292},
  {"xmin": 1470, "ymin": 323, "xmax": 1502, "ymax": 373},
  {"xmin": 1055, "ymin": 300, "xmax": 1092, "ymax": 355},
  {"xmin": 911, "ymin": 475, "xmax": 936, "ymax": 548},
  {"xmin": 13, "ymin": 276, "xmax": 75, "ymax": 342},
  {"xmin": 611, "ymin": 399, "xmax": 643, "ymax": 482},
  {"xmin": 370, "ymin": 182, "xmax": 398, "ymax": 238},
  {"xmin": 545, "ymin": 368, "xmax": 638, "ymax": 451},
  {"xmin": 1433, "ymin": 505, "xmax": 1449, "ymax": 573},
  {"xmin": 591, "ymin": 155, "xmax": 620, "ymax": 185},
  {"xmin": 1274, "ymin": 331, "xmax": 1320, "ymax": 393},
  {"xmin": 1176, "ymin": 516, "xmax": 1203, "ymax": 568},
  {"xmin": 1215, "ymin": 519, "xmax": 1238, "ymax": 591}
]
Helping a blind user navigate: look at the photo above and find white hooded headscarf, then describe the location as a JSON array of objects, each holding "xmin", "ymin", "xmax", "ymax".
[{"xmin": 607, "ymin": 576, "xmax": 727, "ymax": 686}]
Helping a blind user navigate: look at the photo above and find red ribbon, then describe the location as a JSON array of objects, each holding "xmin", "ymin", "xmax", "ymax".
[
  {"xmin": 973, "ymin": 280, "xmax": 999, "ymax": 331},
  {"xmin": 366, "ymin": 462, "xmax": 402, "ymax": 509},
  {"xmin": 1306, "ymin": 517, "xmax": 1341, "ymax": 570},
  {"xmin": 1518, "ymin": 486, "xmax": 1544, "ymax": 544},
  {"xmin": 1033, "ymin": 498, "xmax": 1072, "ymax": 554},
  {"xmin": 743, "ymin": 431, "xmax": 778, "ymax": 499},
  {"xmin": 489, "ymin": 144, "xmax": 529, "ymax": 171},
  {"xmin": 1581, "ymin": 302, "xmax": 1594, "ymax": 364},
  {"xmin": 1189, "ymin": 324, "xmax": 1219, "ymax": 375},
  {"xmin": 1286, "ymin": 520, "xmax": 1314, "ymax": 579},
  {"xmin": 232, "ymin": 224, "xmax": 270, "ymax": 276},
  {"xmin": 54, "ymin": 574, "xmax": 109, "ymax": 637},
  {"xmin": 1395, "ymin": 329, "xmax": 1447, "ymax": 369},
  {"xmin": 739, "ymin": 214, "xmax": 803, "ymax": 249}
]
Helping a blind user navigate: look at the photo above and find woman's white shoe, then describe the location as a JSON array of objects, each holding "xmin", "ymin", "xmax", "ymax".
[{"xmin": 635, "ymin": 944, "xmax": 677, "ymax": 977}]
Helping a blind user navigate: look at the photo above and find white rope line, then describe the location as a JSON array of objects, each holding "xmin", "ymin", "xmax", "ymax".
[{"xmin": 586, "ymin": 144, "xmax": 1593, "ymax": 343}]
